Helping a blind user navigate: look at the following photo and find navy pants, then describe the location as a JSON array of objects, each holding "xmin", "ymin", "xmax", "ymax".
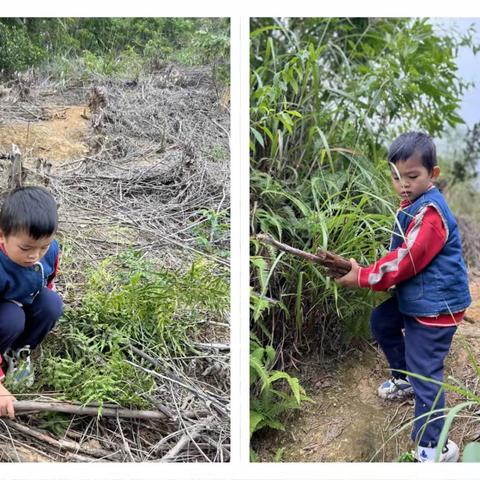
[
  {"xmin": 370, "ymin": 295, "xmax": 456, "ymax": 448},
  {"xmin": 0, "ymin": 288, "xmax": 63, "ymax": 354}
]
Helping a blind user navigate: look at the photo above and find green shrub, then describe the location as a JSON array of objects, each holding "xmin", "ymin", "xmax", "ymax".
[
  {"xmin": 0, "ymin": 22, "xmax": 46, "ymax": 72},
  {"xmin": 37, "ymin": 250, "xmax": 229, "ymax": 412},
  {"xmin": 0, "ymin": 18, "xmax": 230, "ymax": 80}
]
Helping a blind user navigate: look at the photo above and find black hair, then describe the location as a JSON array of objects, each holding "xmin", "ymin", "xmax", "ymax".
[
  {"xmin": 387, "ymin": 132, "xmax": 437, "ymax": 173},
  {"xmin": 0, "ymin": 186, "xmax": 58, "ymax": 240}
]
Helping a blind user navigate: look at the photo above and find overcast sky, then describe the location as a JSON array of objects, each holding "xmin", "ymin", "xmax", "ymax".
[{"xmin": 432, "ymin": 17, "xmax": 480, "ymax": 127}]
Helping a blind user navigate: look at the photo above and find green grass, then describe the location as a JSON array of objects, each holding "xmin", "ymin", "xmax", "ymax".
[{"xmin": 34, "ymin": 249, "xmax": 229, "ymax": 413}]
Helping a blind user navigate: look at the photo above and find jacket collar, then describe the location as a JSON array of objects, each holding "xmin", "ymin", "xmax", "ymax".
[{"xmin": 399, "ymin": 183, "xmax": 435, "ymax": 209}]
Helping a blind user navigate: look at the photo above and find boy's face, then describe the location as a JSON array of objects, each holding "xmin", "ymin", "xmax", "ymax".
[
  {"xmin": 0, "ymin": 231, "xmax": 55, "ymax": 268},
  {"xmin": 390, "ymin": 154, "xmax": 440, "ymax": 203}
]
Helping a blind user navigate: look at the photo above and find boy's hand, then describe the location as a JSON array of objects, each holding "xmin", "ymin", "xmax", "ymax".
[
  {"xmin": 335, "ymin": 258, "xmax": 360, "ymax": 288},
  {"xmin": 0, "ymin": 382, "xmax": 16, "ymax": 419}
]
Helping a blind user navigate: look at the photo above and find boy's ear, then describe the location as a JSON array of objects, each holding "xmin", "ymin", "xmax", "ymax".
[{"xmin": 432, "ymin": 166, "xmax": 441, "ymax": 180}]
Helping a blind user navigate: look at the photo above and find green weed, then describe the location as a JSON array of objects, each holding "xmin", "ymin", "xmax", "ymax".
[
  {"xmin": 250, "ymin": 336, "xmax": 312, "ymax": 437},
  {"xmin": 37, "ymin": 250, "xmax": 228, "ymax": 413}
]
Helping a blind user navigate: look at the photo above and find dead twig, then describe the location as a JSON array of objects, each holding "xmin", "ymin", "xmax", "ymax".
[
  {"xmin": 256, "ymin": 233, "xmax": 353, "ymax": 278},
  {"xmin": 3, "ymin": 420, "xmax": 116, "ymax": 461}
]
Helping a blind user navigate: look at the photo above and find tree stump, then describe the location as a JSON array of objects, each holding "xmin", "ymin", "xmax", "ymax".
[
  {"xmin": 87, "ymin": 86, "xmax": 108, "ymax": 156},
  {"xmin": 8, "ymin": 143, "xmax": 26, "ymax": 190}
]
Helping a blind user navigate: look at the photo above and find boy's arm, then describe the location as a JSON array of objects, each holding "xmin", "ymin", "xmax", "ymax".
[
  {"xmin": 0, "ymin": 355, "xmax": 16, "ymax": 419},
  {"xmin": 47, "ymin": 252, "xmax": 60, "ymax": 290},
  {"xmin": 46, "ymin": 241, "xmax": 60, "ymax": 290},
  {"xmin": 358, "ymin": 205, "xmax": 447, "ymax": 291}
]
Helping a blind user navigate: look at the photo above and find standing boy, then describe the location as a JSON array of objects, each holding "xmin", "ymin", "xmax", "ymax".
[
  {"xmin": 336, "ymin": 132, "xmax": 471, "ymax": 462},
  {"xmin": 0, "ymin": 186, "xmax": 63, "ymax": 418}
]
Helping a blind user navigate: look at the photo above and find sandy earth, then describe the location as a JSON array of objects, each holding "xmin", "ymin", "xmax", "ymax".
[
  {"xmin": 0, "ymin": 105, "xmax": 89, "ymax": 166},
  {"xmin": 254, "ymin": 278, "xmax": 480, "ymax": 462}
]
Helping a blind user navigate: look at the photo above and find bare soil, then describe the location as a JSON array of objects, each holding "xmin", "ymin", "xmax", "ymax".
[{"xmin": 0, "ymin": 105, "xmax": 89, "ymax": 164}]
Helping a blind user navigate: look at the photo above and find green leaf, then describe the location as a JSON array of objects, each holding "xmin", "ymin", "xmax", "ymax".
[
  {"xmin": 269, "ymin": 371, "xmax": 302, "ymax": 404},
  {"xmin": 463, "ymin": 442, "xmax": 480, "ymax": 462},
  {"xmin": 265, "ymin": 345, "xmax": 276, "ymax": 364},
  {"xmin": 435, "ymin": 401, "xmax": 475, "ymax": 462},
  {"xmin": 273, "ymin": 447, "xmax": 285, "ymax": 462},
  {"xmin": 262, "ymin": 417, "xmax": 285, "ymax": 431},
  {"xmin": 250, "ymin": 355, "xmax": 270, "ymax": 388},
  {"xmin": 251, "ymin": 127, "xmax": 265, "ymax": 147},
  {"xmin": 250, "ymin": 410, "xmax": 265, "ymax": 436}
]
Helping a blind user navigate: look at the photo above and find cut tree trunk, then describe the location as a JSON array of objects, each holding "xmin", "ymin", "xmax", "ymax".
[{"xmin": 256, "ymin": 234, "xmax": 352, "ymax": 278}]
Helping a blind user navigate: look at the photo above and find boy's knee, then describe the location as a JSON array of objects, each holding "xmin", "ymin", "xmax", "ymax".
[
  {"xmin": 0, "ymin": 303, "xmax": 26, "ymax": 338},
  {"xmin": 45, "ymin": 291, "xmax": 64, "ymax": 321},
  {"xmin": 36, "ymin": 289, "xmax": 64, "ymax": 322}
]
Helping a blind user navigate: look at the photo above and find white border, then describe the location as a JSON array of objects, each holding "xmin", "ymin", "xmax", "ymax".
[
  {"xmin": 230, "ymin": 15, "xmax": 242, "ymax": 467},
  {"xmin": 1, "ymin": 1, "xmax": 480, "ymax": 17},
  {"xmin": 1, "ymin": 2, "xmax": 480, "ymax": 479},
  {"xmin": 0, "ymin": 462, "xmax": 479, "ymax": 479},
  {"xmin": 239, "ymin": 15, "xmax": 251, "ymax": 467}
]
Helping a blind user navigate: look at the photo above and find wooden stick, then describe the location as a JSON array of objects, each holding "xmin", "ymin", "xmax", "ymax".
[
  {"xmin": 3, "ymin": 419, "xmax": 115, "ymax": 461},
  {"xmin": 256, "ymin": 234, "xmax": 352, "ymax": 277},
  {"xmin": 160, "ymin": 425, "xmax": 203, "ymax": 463},
  {"xmin": 13, "ymin": 400, "xmax": 168, "ymax": 421}
]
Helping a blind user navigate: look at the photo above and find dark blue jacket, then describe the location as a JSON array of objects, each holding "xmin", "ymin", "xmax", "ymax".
[
  {"xmin": 390, "ymin": 187, "xmax": 471, "ymax": 316},
  {"xmin": 0, "ymin": 239, "xmax": 59, "ymax": 305}
]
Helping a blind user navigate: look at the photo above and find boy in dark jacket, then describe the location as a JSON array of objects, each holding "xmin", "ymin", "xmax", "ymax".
[
  {"xmin": 0, "ymin": 187, "xmax": 63, "ymax": 418},
  {"xmin": 336, "ymin": 132, "xmax": 471, "ymax": 462}
]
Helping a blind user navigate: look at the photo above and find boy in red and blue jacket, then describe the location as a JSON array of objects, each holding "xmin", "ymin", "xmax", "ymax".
[
  {"xmin": 336, "ymin": 132, "xmax": 471, "ymax": 462},
  {"xmin": 0, "ymin": 187, "xmax": 63, "ymax": 419}
]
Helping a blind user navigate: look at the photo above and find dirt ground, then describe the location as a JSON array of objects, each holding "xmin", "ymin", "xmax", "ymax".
[
  {"xmin": 253, "ymin": 277, "xmax": 480, "ymax": 462},
  {"xmin": 0, "ymin": 105, "xmax": 89, "ymax": 165}
]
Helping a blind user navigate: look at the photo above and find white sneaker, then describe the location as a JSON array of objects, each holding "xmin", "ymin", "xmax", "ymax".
[
  {"xmin": 3, "ymin": 345, "xmax": 34, "ymax": 388},
  {"xmin": 378, "ymin": 377, "xmax": 414, "ymax": 400},
  {"xmin": 417, "ymin": 439, "xmax": 460, "ymax": 463}
]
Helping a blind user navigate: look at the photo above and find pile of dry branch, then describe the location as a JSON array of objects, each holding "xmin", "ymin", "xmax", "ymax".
[{"xmin": 0, "ymin": 66, "xmax": 230, "ymax": 462}]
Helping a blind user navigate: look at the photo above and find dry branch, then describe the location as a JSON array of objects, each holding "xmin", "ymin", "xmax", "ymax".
[
  {"xmin": 256, "ymin": 233, "xmax": 352, "ymax": 278},
  {"xmin": 13, "ymin": 400, "xmax": 168, "ymax": 421},
  {"xmin": 3, "ymin": 420, "xmax": 117, "ymax": 461},
  {"xmin": 8, "ymin": 143, "xmax": 25, "ymax": 190},
  {"xmin": 160, "ymin": 427, "xmax": 203, "ymax": 463}
]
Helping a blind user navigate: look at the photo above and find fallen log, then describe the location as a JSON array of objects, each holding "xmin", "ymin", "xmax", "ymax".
[
  {"xmin": 13, "ymin": 400, "xmax": 168, "ymax": 421},
  {"xmin": 256, "ymin": 234, "xmax": 352, "ymax": 278}
]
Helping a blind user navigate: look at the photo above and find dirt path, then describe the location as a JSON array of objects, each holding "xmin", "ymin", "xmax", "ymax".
[{"xmin": 254, "ymin": 278, "xmax": 480, "ymax": 462}]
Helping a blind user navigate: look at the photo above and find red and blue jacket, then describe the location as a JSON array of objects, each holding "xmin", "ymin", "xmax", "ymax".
[
  {"xmin": 358, "ymin": 186, "xmax": 471, "ymax": 327},
  {"xmin": 0, "ymin": 239, "xmax": 59, "ymax": 380},
  {"xmin": 0, "ymin": 239, "xmax": 59, "ymax": 305}
]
